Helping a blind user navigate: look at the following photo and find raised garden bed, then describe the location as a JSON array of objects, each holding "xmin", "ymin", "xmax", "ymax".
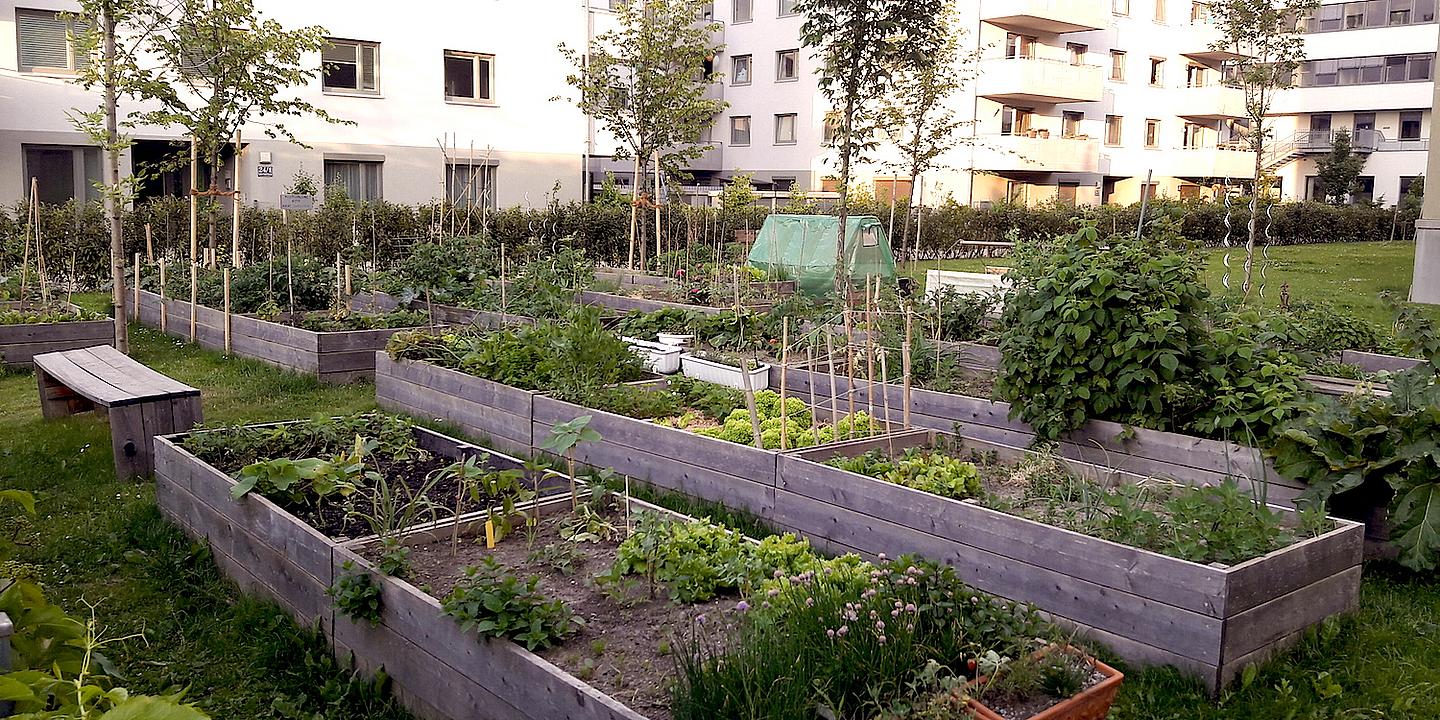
[
  {"xmin": 1339, "ymin": 349, "xmax": 1423, "ymax": 374},
  {"xmin": 678, "ymin": 352, "xmax": 770, "ymax": 390},
  {"xmin": 135, "ymin": 289, "xmax": 430, "ymax": 383},
  {"xmin": 0, "ymin": 301, "xmax": 113, "ymax": 368},
  {"xmin": 351, "ymin": 289, "xmax": 536, "ymax": 329},
  {"xmin": 776, "ymin": 430, "xmax": 1363, "ymax": 692}
]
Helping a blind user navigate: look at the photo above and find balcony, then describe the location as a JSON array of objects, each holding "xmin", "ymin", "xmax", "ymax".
[
  {"xmin": 980, "ymin": 0, "xmax": 1109, "ymax": 34},
  {"xmin": 978, "ymin": 134, "xmax": 1101, "ymax": 174},
  {"xmin": 1171, "ymin": 145, "xmax": 1257, "ymax": 179},
  {"xmin": 977, "ymin": 58, "xmax": 1104, "ymax": 104},
  {"xmin": 1175, "ymin": 84, "xmax": 1247, "ymax": 119}
]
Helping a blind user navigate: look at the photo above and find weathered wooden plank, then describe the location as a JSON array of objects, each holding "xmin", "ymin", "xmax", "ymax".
[
  {"xmin": 1220, "ymin": 565, "xmax": 1362, "ymax": 660},
  {"xmin": 559, "ymin": 432, "xmax": 779, "ymax": 518},
  {"xmin": 381, "ymin": 356, "xmax": 537, "ymax": 416},
  {"xmin": 316, "ymin": 348, "xmax": 390, "ymax": 375},
  {"xmin": 314, "ymin": 325, "xmax": 423, "ymax": 353},
  {"xmin": 769, "ymin": 488, "xmax": 1225, "ymax": 664},
  {"xmin": 1340, "ymin": 350, "xmax": 1422, "ymax": 374},
  {"xmin": 378, "ymin": 378, "xmax": 533, "ymax": 450},
  {"xmin": 1222, "ymin": 522, "xmax": 1363, "ymax": 617},
  {"xmin": 0, "ymin": 318, "xmax": 113, "ymax": 344}
]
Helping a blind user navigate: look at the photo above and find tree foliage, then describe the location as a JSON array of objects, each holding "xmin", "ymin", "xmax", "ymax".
[{"xmin": 1315, "ymin": 128, "xmax": 1367, "ymax": 204}]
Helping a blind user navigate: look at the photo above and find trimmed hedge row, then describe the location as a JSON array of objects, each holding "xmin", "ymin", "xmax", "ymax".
[{"xmin": 0, "ymin": 194, "xmax": 1417, "ymax": 288}]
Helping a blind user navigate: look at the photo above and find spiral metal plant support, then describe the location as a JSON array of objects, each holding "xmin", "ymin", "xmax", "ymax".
[
  {"xmin": 1220, "ymin": 178, "xmax": 1233, "ymax": 291},
  {"xmin": 1258, "ymin": 203, "xmax": 1275, "ymax": 299}
]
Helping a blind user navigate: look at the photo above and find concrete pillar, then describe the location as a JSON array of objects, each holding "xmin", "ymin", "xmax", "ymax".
[{"xmin": 1412, "ymin": 22, "xmax": 1440, "ymax": 304}]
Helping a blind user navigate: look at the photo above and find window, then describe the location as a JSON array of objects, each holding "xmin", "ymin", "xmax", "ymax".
[
  {"xmin": 730, "ymin": 116, "xmax": 752, "ymax": 146},
  {"xmin": 1310, "ymin": 114, "xmax": 1332, "ymax": 133},
  {"xmin": 16, "ymin": 9, "xmax": 91, "ymax": 74},
  {"xmin": 1057, "ymin": 183, "xmax": 1080, "ymax": 205},
  {"xmin": 1183, "ymin": 121, "xmax": 1205, "ymax": 148},
  {"xmin": 1309, "ymin": 0, "xmax": 1437, "ymax": 31},
  {"xmin": 1068, "ymin": 43, "xmax": 1088, "ymax": 66},
  {"xmin": 1006, "ymin": 33, "xmax": 1036, "ymax": 59},
  {"xmin": 444, "ymin": 51, "xmax": 494, "ymax": 102},
  {"xmin": 446, "ymin": 163, "xmax": 497, "ymax": 210},
  {"xmin": 778, "ymin": 0, "xmax": 798, "ymax": 15},
  {"xmin": 1155, "ymin": 0, "xmax": 1167, "ymax": 22},
  {"xmin": 1110, "ymin": 50, "xmax": 1127, "ymax": 81},
  {"xmin": 732, "ymin": 55, "xmax": 752, "ymax": 85},
  {"xmin": 774, "ymin": 113, "xmax": 797, "ymax": 144},
  {"xmin": 1401, "ymin": 175, "xmax": 1422, "ymax": 196},
  {"xmin": 1145, "ymin": 119, "xmax": 1161, "ymax": 148},
  {"xmin": 324, "ymin": 160, "xmax": 382, "ymax": 201},
  {"xmin": 1062, "ymin": 111, "xmax": 1084, "ymax": 138},
  {"xmin": 321, "ymin": 39, "xmax": 379, "ymax": 94},
  {"xmin": 1191, "ymin": 1, "xmax": 1212, "ymax": 23},
  {"xmin": 1001, "ymin": 106, "xmax": 1035, "ymax": 135},
  {"xmin": 776, "ymin": 49, "xmax": 799, "ymax": 80},
  {"xmin": 1114, "ymin": 0, "xmax": 1131, "ymax": 15},
  {"xmin": 1185, "ymin": 64, "xmax": 1207, "ymax": 87},
  {"xmin": 22, "ymin": 145, "xmax": 100, "ymax": 203},
  {"xmin": 1354, "ymin": 112, "xmax": 1377, "ymax": 132},
  {"xmin": 1149, "ymin": 57, "xmax": 1165, "ymax": 86},
  {"xmin": 1105, "ymin": 115, "xmax": 1124, "ymax": 145},
  {"xmin": 822, "ymin": 116, "xmax": 838, "ymax": 143},
  {"xmin": 773, "ymin": 177, "xmax": 796, "ymax": 191},
  {"xmin": 1299, "ymin": 53, "xmax": 1434, "ymax": 86},
  {"xmin": 1401, "ymin": 111, "xmax": 1424, "ymax": 140},
  {"xmin": 733, "ymin": 0, "xmax": 752, "ymax": 22}
]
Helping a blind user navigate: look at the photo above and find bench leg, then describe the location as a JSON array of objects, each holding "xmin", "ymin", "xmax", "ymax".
[
  {"xmin": 37, "ymin": 369, "xmax": 94, "ymax": 420},
  {"xmin": 109, "ymin": 405, "xmax": 148, "ymax": 481}
]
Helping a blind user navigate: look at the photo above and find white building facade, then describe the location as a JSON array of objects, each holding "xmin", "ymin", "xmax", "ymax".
[{"xmin": 0, "ymin": 0, "xmax": 1435, "ymax": 210}]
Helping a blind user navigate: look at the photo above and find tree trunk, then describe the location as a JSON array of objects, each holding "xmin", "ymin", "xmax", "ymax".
[
  {"xmin": 102, "ymin": 6, "xmax": 128, "ymax": 353},
  {"xmin": 835, "ymin": 97, "xmax": 856, "ymax": 298},
  {"xmin": 627, "ymin": 154, "xmax": 640, "ymax": 270},
  {"xmin": 903, "ymin": 170, "xmax": 918, "ymax": 274}
]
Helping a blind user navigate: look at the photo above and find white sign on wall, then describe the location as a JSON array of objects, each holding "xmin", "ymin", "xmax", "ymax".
[
  {"xmin": 279, "ymin": 194, "xmax": 316, "ymax": 211},
  {"xmin": 256, "ymin": 165, "xmax": 274, "ymax": 178}
]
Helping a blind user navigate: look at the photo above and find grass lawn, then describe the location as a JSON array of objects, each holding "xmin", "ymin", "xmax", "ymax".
[
  {"xmin": 3, "ymin": 295, "xmax": 1439, "ymax": 719},
  {"xmin": 903, "ymin": 241, "xmax": 1420, "ymax": 326}
]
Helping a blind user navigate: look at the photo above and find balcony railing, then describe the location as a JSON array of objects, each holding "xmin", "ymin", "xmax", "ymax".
[
  {"xmin": 976, "ymin": 57, "xmax": 1105, "ymax": 104},
  {"xmin": 979, "ymin": 133, "xmax": 1101, "ymax": 174},
  {"xmin": 1175, "ymin": 83, "xmax": 1247, "ymax": 119}
]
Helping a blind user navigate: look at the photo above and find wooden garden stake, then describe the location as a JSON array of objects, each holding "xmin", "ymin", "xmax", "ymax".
[
  {"xmin": 865, "ymin": 277, "xmax": 876, "ymax": 424},
  {"xmin": 935, "ymin": 291, "xmax": 942, "ymax": 370},
  {"xmin": 902, "ymin": 310, "xmax": 913, "ymax": 429},
  {"xmin": 144, "ymin": 223, "xmax": 153, "ymax": 262},
  {"xmin": 189, "ymin": 138, "xmax": 198, "ymax": 270},
  {"xmin": 158, "ymin": 259, "xmax": 168, "ymax": 331},
  {"xmin": 286, "ymin": 236, "xmax": 295, "ymax": 314},
  {"xmin": 825, "ymin": 331, "xmax": 840, "ymax": 428},
  {"xmin": 806, "ymin": 343, "xmax": 821, "ymax": 437},
  {"xmin": 739, "ymin": 354, "xmax": 763, "ymax": 448},
  {"xmin": 779, "ymin": 317, "xmax": 790, "ymax": 450},
  {"xmin": 231, "ymin": 129, "xmax": 242, "ymax": 268},
  {"xmin": 132, "ymin": 254, "xmax": 141, "ymax": 321},
  {"xmin": 344, "ymin": 264, "xmax": 353, "ymax": 297},
  {"xmin": 189, "ymin": 261, "xmax": 198, "ymax": 342},
  {"xmin": 501, "ymin": 243, "xmax": 508, "ymax": 320},
  {"xmin": 879, "ymin": 348, "xmax": 893, "ymax": 454},
  {"xmin": 222, "ymin": 267, "xmax": 232, "ymax": 354},
  {"xmin": 335, "ymin": 253, "xmax": 343, "ymax": 307}
]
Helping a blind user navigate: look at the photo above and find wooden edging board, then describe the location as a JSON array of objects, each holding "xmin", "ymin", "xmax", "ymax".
[
  {"xmin": 0, "ymin": 301, "xmax": 114, "ymax": 367},
  {"xmin": 780, "ymin": 431, "xmax": 1364, "ymax": 692},
  {"xmin": 135, "ymin": 289, "xmax": 423, "ymax": 383},
  {"xmin": 154, "ymin": 424, "xmax": 717, "ymax": 720},
  {"xmin": 350, "ymin": 290, "xmax": 537, "ymax": 329}
]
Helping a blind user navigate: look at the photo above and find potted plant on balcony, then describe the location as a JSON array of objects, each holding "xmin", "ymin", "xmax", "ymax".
[{"xmin": 965, "ymin": 644, "xmax": 1124, "ymax": 720}]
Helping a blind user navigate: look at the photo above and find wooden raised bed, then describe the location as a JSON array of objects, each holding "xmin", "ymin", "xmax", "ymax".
[
  {"xmin": 351, "ymin": 290, "xmax": 535, "ymax": 329},
  {"xmin": 135, "ymin": 289, "xmax": 426, "ymax": 383},
  {"xmin": 0, "ymin": 302, "xmax": 113, "ymax": 368},
  {"xmin": 376, "ymin": 353, "xmax": 540, "ymax": 457},
  {"xmin": 152, "ymin": 424, "xmax": 623, "ymax": 720},
  {"xmin": 777, "ymin": 431, "xmax": 1364, "ymax": 692},
  {"xmin": 1340, "ymin": 349, "xmax": 1423, "ymax": 373},
  {"xmin": 778, "ymin": 365, "xmax": 1305, "ymax": 507},
  {"xmin": 579, "ymin": 290, "xmax": 731, "ymax": 316}
]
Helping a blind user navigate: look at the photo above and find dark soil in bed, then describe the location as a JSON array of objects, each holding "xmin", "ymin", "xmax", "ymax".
[{"xmin": 378, "ymin": 502, "xmax": 737, "ymax": 720}]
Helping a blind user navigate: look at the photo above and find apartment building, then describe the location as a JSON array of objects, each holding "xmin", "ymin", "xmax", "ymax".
[
  {"xmin": 1269, "ymin": 0, "xmax": 1437, "ymax": 205},
  {"xmin": 1, "ymin": 1, "xmax": 593, "ymax": 209}
]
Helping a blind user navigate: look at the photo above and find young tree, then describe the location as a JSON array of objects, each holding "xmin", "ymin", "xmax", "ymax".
[
  {"xmin": 877, "ymin": 6, "xmax": 979, "ymax": 268},
  {"xmin": 138, "ymin": 0, "xmax": 347, "ymax": 268},
  {"xmin": 70, "ymin": 0, "xmax": 170, "ymax": 353},
  {"xmin": 1314, "ymin": 128, "xmax": 1366, "ymax": 204},
  {"xmin": 559, "ymin": 0, "xmax": 727, "ymax": 270},
  {"xmin": 1208, "ymin": 0, "xmax": 1319, "ymax": 295},
  {"xmin": 797, "ymin": 0, "xmax": 947, "ymax": 295}
]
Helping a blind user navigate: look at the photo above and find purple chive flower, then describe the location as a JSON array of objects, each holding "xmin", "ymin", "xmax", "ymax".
[{"xmin": 735, "ymin": 600, "xmax": 750, "ymax": 612}]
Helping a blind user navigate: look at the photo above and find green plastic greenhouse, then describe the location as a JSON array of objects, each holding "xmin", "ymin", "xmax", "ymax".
[{"xmin": 746, "ymin": 214, "xmax": 898, "ymax": 297}]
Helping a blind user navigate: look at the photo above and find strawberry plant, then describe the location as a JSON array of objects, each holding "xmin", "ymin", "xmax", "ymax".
[
  {"xmin": 440, "ymin": 557, "xmax": 582, "ymax": 650},
  {"xmin": 328, "ymin": 561, "xmax": 383, "ymax": 625}
]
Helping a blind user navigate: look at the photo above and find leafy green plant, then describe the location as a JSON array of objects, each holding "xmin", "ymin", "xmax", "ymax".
[
  {"xmin": 328, "ymin": 561, "xmax": 383, "ymax": 625},
  {"xmin": 231, "ymin": 434, "xmax": 380, "ymax": 506},
  {"xmin": 829, "ymin": 449, "xmax": 982, "ymax": 501},
  {"xmin": 527, "ymin": 542, "xmax": 586, "ymax": 575},
  {"xmin": 604, "ymin": 512, "xmax": 816, "ymax": 602},
  {"xmin": 374, "ymin": 538, "xmax": 411, "ymax": 578},
  {"xmin": 541, "ymin": 414, "xmax": 603, "ymax": 510},
  {"xmin": 440, "ymin": 557, "xmax": 582, "ymax": 650}
]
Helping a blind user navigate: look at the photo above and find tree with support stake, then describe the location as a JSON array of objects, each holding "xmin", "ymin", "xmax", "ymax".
[
  {"xmin": 558, "ymin": 0, "xmax": 727, "ymax": 271},
  {"xmin": 1207, "ymin": 0, "xmax": 1319, "ymax": 297},
  {"xmin": 797, "ymin": 0, "xmax": 947, "ymax": 298}
]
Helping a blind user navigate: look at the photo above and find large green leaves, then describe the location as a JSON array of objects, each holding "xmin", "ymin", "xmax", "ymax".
[{"xmin": 1393, "ymin": 483, "xmax": 1440, "ymax": 571}]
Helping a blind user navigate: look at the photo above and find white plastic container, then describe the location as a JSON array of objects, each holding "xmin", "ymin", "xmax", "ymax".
[
  {"xmin": 658, "ymin": 332, "xmax": 695, "ymax": 348},
  {"xmin": 680, "ymin": 353, "xmax": 771, "ymax": 390},
  {"xmin": 622, "ymin": 337, "xmax": 684, "ymax": 374}
]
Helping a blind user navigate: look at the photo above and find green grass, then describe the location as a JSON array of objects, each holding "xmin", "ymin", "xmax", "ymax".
[
  {"xmin": 5, "ymin": 293, "xmax": 1440, "ymax": 719},
  {"xmin": 904, "ymin": 241, "xmax": 1421, "ymax": 326}
]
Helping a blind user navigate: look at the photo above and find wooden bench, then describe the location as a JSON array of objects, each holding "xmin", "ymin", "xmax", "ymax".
[{"xmin": 34, "ymin": 345, "xmax": 203, "ymax": 480}]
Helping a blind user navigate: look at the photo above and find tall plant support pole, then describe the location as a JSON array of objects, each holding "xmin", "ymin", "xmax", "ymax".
[
  {"xmin": 222, "ymin": 267, "xmax": 232, "ymax": 354},
  {"xmin": 627, "ymin": 155, "xmax": 641, "ymax": 270},
  {"xmin": 101, "ymin": 4, "xmax": 128, "ymax": 353},
  {"xmin": 144, "ymin": 224, "xmax": 153, "ymax": 262},
  {"xmin": 189, "ymin": 138, "xmax": 199, "ymax": 341},
  {"xmin": 654, "ymin": 150, "xmax": 662, "ymax": 264},
  {"xmin": 1412, "ymin": 19, "xmax": 1440, "ymax": 303},
  {"xmin": 132, "ymin": 254, "xmax": 140, "ymax": 321},
  {"xmin": 736, "ymin": 267, "xmax": 763, "ymax": 448},
  {"xmin": 231, "ymin": 129, "xmax": 243, "ymax": 268},
  {"xmin": 911, "ymin": 176, "xmax": 924, "ymax": 275},
  {"xmin": 158, "ymin": 260, "xmax": 168, "ymax": 331},
  {"xmin": 779, "ymin": 318, "xmax": 790, "ymax": 451},
  {"xmin": 1135, "ymin": 169, "xmax": 1153, "ymax": 242},
  {"xmin": 825, "ymin": 332, "xmax": 840, "ymax": 428},
  {"xmin": 902, "ymin": 310, "xmax": 912, "ymax": 428}
]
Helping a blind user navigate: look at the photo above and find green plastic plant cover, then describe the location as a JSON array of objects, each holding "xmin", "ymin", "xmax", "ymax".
[{"xmin": 746, "ymin": 214, "xmax": 898, "ymax": 297}]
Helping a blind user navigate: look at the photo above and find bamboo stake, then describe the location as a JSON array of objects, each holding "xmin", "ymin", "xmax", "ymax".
[
  {"xmin": 902, "ymin": 310, "xmax": 913, "ymax": 429},
  {"xmin": 344, "ymin": 264, "xmax": 353, "ymax": 297},
  {"xmin": 159, "ymin": 259, "xmax": 168, "ymax": 331},
  {"xmin": 189, "ymin": 261, "xmax": 197, "ymax": 342},
  {"xmin": 20, "ymin": 179, "xmax": 33, "ymax": 300},
  {"xmin": 223, "ymin": 267, "xmax": 232, "ymax": 354},
  {"xmin": 286, "ymin": 235, "xmax": 295, "ymax": 314},
  {"xmin": 232, "ymin": 129, "xmax": 243, "ymax": 267},
  {"xmin": 736, "ymin": 266, "xmax": 762, "ymax": 448},
  {"xmin": 843, "ymin": 309, "xmax": 856, "ymax": 438},
  {"xmin": 144, "ymin": 223, "xmax": 153, "ymax": 262},
  {"xmin": 189, "ymin": 137, "xmax": 198, "ymax": 265},
  {"xmin": 806, "ymin": 343, "xmax": 821, "ymax": 438},
  {"xmin": 825, "ymin": 331, "xmax": 840, "ymax": 429},
  {"xmin": 865, "ymin": 276, "xmax": 876, "ymax": 425},
  {"xmin": 779, "ymin": 318, "xmax": 790, "ymax": 450},
  {"xmin": 132, "ymin": 253, "xmax": 140, "ymax": 321},
  {"xmin": 500, "ymin": 243, "xmax": 508, "ymax": 320},
  {"xmin": 335, "ymin": 253, "xmax": 343, "ymax": 308},
  {"xmin": 879, "ymin": 348, "xmax": 893, "ymax": 453}
]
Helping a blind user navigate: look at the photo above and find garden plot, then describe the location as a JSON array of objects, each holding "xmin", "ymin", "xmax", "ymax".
[
  {"xmin": 135, "ymin": 289, "xmax": 431, "ymax": 383},
  {"xmin": 0, "ymin": 301, "xmax": 113, "ymax": 367},
  {"xmin": 778, "ymin": 430, "xmax": 1363, "ymax": 692}
]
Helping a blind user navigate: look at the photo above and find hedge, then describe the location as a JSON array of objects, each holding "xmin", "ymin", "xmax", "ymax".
[{"xmin": 0, "ymin": 194, "xmax": 1418, "ymax": 289}]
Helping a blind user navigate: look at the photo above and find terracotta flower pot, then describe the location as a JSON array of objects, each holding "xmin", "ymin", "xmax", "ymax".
[{"xmin": 967, "ymin": 645, "xmax": 1124, "ymax": 720}]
